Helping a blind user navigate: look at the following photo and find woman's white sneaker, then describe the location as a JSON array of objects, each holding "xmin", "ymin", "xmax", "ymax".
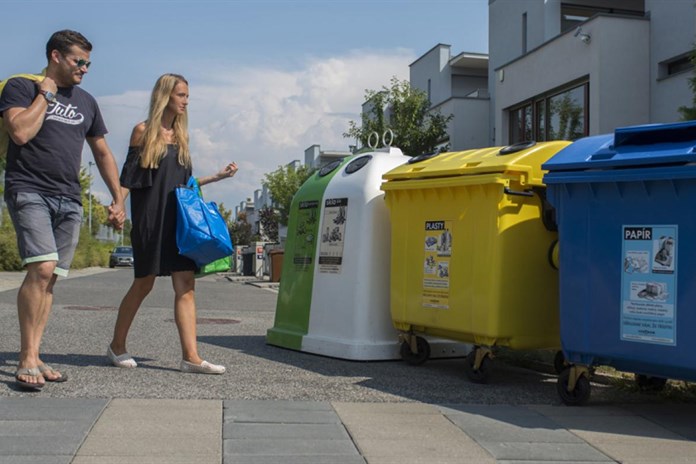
[{"xmin": 180, "ymin": 360, "xmax": 226, "ymax": 375}]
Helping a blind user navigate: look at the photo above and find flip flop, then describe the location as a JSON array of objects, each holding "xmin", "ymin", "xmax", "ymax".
[
  {"xmin": 38, "ymin": 364, "xmax": 68, "ymax": 383},
  {"xmin": 15, "ymin": 367, "xmax": 44, "ymax": 391},
  {"xmin": 37, "ymin": 364, "xmax": 68, "ymax": 382}
]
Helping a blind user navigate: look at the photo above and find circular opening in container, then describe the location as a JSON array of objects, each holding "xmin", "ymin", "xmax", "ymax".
[
  {"xmin": 498, "ymin": 141, "xmax": 536, "ymax": 155},
  {"xmin": 345, "ymin": 155, "xmax": 372, "ymax": 174},
  {"xmin": 318, "ymin": 159, "xmax": 343, "ymax": 177},
  {"xmin": 407, "ymin": 152, "xmax": 439, "ymax": 164}
]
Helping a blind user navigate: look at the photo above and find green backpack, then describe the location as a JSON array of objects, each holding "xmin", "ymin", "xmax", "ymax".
[{"xmin": 0, "ymin": 71, "xmax": 46, "ymax": 163}]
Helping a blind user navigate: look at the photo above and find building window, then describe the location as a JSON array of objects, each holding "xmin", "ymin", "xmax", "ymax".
[
  {"xmin": 546, "ymin": 84, "xmax": 586, "ymax": 141},
  {"xmin": 535, "ymin": 100, "xmax": 546, "ymax": 141},
  {"xmin": 522, "ymin": 12, "xmax": 527, "ymax": 54},
  {"xmin": 560, "ymin": 4, "xmax": 644, "ymax": 33},
  {"xmin": 510, "ymin": 104, "xmax": 533, "ymax": 142},
  {"xmin": 509, "ymin": 81, "xmax": 588, "ymax": 144},
  {"xmin": 659, "ymin": 53, "xmax": 695, "ymax": 79}
]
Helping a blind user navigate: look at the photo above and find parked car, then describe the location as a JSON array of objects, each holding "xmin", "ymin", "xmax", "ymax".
[{"xmin": 109, "ymin": 246, "xmax": 134, "ymax": 268}]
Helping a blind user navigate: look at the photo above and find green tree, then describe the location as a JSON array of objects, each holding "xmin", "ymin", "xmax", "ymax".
[
  {"xmin": 262, "ymin": 164, "xmax": 314, "ymax": 226},
  {"xmin": 71, "ymin": 226, "xmax": 114, "ymax": 268},
  {"xmin": 678, "ymin": 45, "xmax": 696, "ymax": 121},
  {"xmin": 0, "ymin": 208, "xmax": 22, "ymax": 270},
  {"xmin": 230, "ymin": 211, "xmax": 257, "ymax": 247},
  {"xmin": 258, "ymin": 206, "xmax": 280, "ymax": 242},
  {"xmin": 217, "ymin": 201, "xmax": 243, "ymax": 246},
  {"xmin": 344, "ymin": 76, "xmax": 453, "ymax": 156},
  {"xmin": 217, "ymin": 202, "xmax": 233, "ymax": 225},
  {"xmin": 79, "ymin": 165, "xmax": 108, "ymax": 236}
]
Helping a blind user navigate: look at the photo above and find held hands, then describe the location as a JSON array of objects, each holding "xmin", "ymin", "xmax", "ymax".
[
  {"xmin": 107, "ymin": 201, "xmax": 126, "ymax": 230},
  {"xmin": 217, "ymin": 162, "xmax": 238, "ymax": 180}
]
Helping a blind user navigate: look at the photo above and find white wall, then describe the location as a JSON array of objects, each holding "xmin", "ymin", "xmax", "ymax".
[
  {"xmin": 488, "ymin": 0, "xmax": 672, "ymax": 145},
  {"xmin": 410, "ymin": 44, "xmax": 453, "ymax": 106},
  {"xmin": 443, "ymin": 97, "xmax": 490, "ymax": 150},
  {"xmin": 489, "ymin": 0, "xmax": 546, "ymax": 144},
  {"xmin": 647, "ymin": 0, "xmax": 696, "ymax": 123},
  {"xmin": 494, "ymin": 14, "xmax": 650, "ymax": 144}
]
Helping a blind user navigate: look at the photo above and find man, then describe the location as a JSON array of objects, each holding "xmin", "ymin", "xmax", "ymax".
[{"xmin": 0, "ymin": 30, "xmax": 125, "ymax": 390}]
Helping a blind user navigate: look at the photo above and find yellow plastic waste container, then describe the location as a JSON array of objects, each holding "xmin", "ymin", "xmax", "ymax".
[{"xmin": 381, "ymin": 141, "xmax": 571, "ymax": 382}]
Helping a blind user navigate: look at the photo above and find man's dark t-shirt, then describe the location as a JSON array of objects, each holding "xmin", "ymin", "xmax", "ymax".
[{"xmin": 0, "ymin": 77, "xmax": 108, "ymax": 204}]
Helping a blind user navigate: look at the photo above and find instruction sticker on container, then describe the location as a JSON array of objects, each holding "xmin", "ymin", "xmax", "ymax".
[
  {"xmin": 318, "ymin": 198, "xmax": 348, "ymax": 274},
  {"xmin": 293, "ymin": 200, "xmax": 319, "ymax": 271},
  {"xmin": 621, "ymin": 225, "xmax": 678, "ymax": 346},
  {"xmin": 422, "ymin": 220, "xmax": 452, "ymax": 309}
]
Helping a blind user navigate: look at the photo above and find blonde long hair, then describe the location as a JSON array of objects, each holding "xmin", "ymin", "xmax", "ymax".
[{"xmin": 138, "ymin": 73, "xmax": 191, "ymax": 169}]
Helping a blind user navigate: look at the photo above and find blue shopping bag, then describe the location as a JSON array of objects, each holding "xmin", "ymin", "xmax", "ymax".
[{"xmin": 175, "ymin": 177, "xmax": 233, "ymax": 267}]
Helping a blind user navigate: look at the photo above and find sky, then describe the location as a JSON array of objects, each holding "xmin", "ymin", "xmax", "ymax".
[{"xmin": 1, "ymin": 0, "xmax": 488, "ymax": 213}]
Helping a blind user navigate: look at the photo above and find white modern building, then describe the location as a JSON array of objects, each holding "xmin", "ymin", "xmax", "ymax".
[
  {"xmin": 409, "ymin": 44, "xmax": 491, "ymax": 151},
  {"xmin": 234, "ymin": 198, "xmax": 255, "ymax": 223},
  {"xmin": 304, "ymin": 144, "xmax": 352, "ymax": 169},
  {"xmin": 489, "ymin": 0, "xmax": 695, "ymax": 145},
  {"xmin": 408, "ymin": 1, "xmax": 694, "ymax": 149}
]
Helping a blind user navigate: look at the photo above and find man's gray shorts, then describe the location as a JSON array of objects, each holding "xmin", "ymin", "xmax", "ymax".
[{"xmin": 5, "ymin": 192, "xmax": 83, "ymax": 277}]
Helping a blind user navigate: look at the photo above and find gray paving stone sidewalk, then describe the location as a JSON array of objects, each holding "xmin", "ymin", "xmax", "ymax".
[
  {"xmin": 0, "ymin": 398, "xmax": 107, "ymax": 464},
  {"xmin": 2, "ymin": 398, "xmax": 696, "ymax": 463}
]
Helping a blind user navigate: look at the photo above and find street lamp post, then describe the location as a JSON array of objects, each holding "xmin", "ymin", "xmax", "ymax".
[{"xmin": 88, "ymin": 161, "xmax": 94, "ymax": 234}]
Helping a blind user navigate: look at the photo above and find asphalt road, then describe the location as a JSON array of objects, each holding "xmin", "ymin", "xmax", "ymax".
[{"xmin": 0, "ymin": 268, "xmax": 670, "ymax": 404}]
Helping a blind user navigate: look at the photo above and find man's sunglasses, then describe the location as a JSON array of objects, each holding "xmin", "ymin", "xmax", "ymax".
[{"xmin": 68, "ymin": 56, "xmax": 91, "ymax": 69}]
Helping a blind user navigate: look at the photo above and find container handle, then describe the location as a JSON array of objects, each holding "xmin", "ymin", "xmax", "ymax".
[
  {"xmin": 504, "ymin": 187, "xmax": 534, "ymax": 197},
  {"xmin": 614, "ymin": 121, "xmax": 696, "ymax": 148},
  {"xmin": 407, "ymin": 151, "xmax": 439, "ymax": 164},
  {"xmin": 499, "ymin": 140, "xmax": 536, "ymax": 155},
  {"xmin": 367, "ymin": 129, "xmax": 396, "ymax": 149}
]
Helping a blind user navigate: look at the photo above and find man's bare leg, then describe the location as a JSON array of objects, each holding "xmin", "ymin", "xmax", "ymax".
[
  {"xmin": 16, "ymin": 261, "xmax": 57, "ymax": 387},
  {"xmin": 35, "ymin": 272, "xmax": 64, "ymax": 380}
]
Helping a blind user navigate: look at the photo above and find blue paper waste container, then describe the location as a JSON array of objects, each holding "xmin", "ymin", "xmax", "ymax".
[{"xmin": 543, "ymin": 120, "xmax": 696, "ymax": 405}]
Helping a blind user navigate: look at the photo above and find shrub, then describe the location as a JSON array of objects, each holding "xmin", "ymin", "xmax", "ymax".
[
  {"xmin": 0, "ymin": 230, "xmax": 22, "ymax": 270},
  {"xmin": 71, "ymin": 226, "xmax": 113, "ymax": 268}
]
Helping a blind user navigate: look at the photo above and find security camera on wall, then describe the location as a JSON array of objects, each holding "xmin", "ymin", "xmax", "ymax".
[{"xmin": 574, "ymin": 26, "xmax": 591, "ymax": 44}]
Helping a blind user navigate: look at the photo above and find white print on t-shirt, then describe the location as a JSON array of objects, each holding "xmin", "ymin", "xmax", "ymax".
[{"xmin": 45, "ymin": 102, "xmax": 85, "ymax": 125}]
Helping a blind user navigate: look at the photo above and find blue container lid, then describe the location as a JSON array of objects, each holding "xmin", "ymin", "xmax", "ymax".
[{"xmin": 542, "ymin": 120, "xmax": 696, "ymax": 172}]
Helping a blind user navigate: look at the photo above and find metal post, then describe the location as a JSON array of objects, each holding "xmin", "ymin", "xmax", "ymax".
[{"xmin": 88, "ymin": 161, "xmax": 94, "ymax": 234}]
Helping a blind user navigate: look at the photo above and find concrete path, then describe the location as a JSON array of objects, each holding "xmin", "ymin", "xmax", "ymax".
[{"xmin": 2, "ymin": 398, "xmax": 696, "ymax": 463}]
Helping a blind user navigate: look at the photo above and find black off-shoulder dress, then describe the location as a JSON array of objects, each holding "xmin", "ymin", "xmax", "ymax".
[{"xmin": 119, "ymin": 145, "xmax": 196, "ymax": 278}]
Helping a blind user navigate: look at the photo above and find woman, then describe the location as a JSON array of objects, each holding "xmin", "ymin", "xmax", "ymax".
[{"xmin": 107, "ymin": 73, "xmax": 237, "ymax": 374}]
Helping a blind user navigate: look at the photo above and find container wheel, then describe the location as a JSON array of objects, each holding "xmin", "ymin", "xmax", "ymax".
[
  {"xmin": 463, "ymin": 350, "xmax": 492, "ymax": 384},
  {"xmin": 635, "ymin": 374, "xmax": 668, "ymax": 392},
  {"xmin": 399, "ymin": 336, "xmax": 430, "ymax": 366},
  {"xmin": 553, "ymin": 350, "xmax": 567, "ymax": 375},
  {"xmin": 557, "ymin": 368, "xmax": 591, "ymax": 406}
]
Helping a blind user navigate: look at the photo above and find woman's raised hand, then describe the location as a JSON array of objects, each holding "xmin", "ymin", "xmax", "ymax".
[{"xmin": 219, "ymin": 162, "xmax": 238, "ymax": 180}]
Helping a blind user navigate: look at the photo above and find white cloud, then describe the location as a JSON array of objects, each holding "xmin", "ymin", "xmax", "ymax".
[{"xmin": 89, "ymin": 48, "xmax": 414, "ymax": 214}]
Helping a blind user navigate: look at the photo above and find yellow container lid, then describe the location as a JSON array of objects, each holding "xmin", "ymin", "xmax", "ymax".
[{"xmin": 382, "ymin": 141, "xmax": 571, "ymax": 188}]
